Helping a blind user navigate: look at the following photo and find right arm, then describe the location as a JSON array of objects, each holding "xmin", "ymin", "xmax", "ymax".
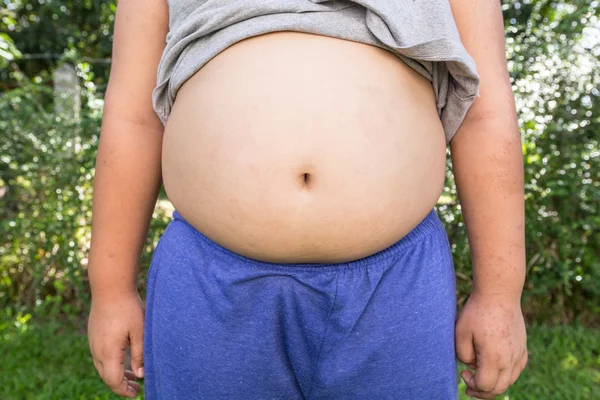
[{"xmin": 87, "ymin": 0, "xmax": 168, "ymax": 397}]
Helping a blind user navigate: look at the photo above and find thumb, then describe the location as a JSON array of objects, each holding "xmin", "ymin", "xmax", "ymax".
[
  {"xmin": 455, "ymin": 324, "xmax": 476, "ymax": 368},
  {"xmin": 129, "ymin": 322, "xmax": 145, "ymax": 379}
]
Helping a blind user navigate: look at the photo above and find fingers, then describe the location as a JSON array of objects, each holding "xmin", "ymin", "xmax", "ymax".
[
  {"xmin": 462, "ymin": 349, "xmax": 529, "ymax": 399},
  {"xmin": 510, "ymin": 349, "xmax": 528, "ymax": 385},
  {"xmin": 125, "ymin": 370, "xmax": 138, "ymax": 381},
  {"xmin": 461, "ymin": 369, "xmax": 497, "ymax": 399},
  {"xmin": 129, "ymin": 321, "xmax": 145, "ymax": 379},
  {"xmin": 93, "ymin": 353, "xmax": 143, "ymax": 398},
  {"xmin": 472, "ymin": 362, "xmax": 500, "ymax": 393},
  {"xmin": 461, "ymin": 357, "xmax": 500, "ymax": 399},
  {"xmin": 102, "ymin": 359, "xmax": 140, "ymax": 398},
  {"xmin": 465, "ymin": 367, "xmax": 511, "ymax": 399},
  {"xmin": 494, "ymin": 368, "xmax": 513, "ymax": 394},
  {"xmin": 455, "ymin": 327, "xmax": 476, "ymax": 367},
  {"xmin": 88, "ymin": 298, "xmax": 145, "ymax": 398},
  {"xmin": 125, "ymin": 370, "xmax": 142, "ymax": 392}
]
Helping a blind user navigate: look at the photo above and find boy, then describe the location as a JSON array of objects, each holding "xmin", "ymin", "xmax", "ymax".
[{"xmin": 88, "ymin": 0, "xmax": 527, "ymax": 398}]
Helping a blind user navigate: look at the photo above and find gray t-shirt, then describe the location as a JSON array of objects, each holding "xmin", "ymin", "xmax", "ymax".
[{"xmin": 152, "ymin": 0, "xmax": 480, "ymax": 143}]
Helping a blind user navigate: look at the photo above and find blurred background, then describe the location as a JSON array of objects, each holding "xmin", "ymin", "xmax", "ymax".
[{"xmin": 0, "ymin": 0, "xmax": 598, "ymax": 399}]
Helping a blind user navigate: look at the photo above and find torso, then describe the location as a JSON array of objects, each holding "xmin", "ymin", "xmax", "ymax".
[{"xmin": 162, "ymin": 32, "xmax": 446, "ymax": 263}]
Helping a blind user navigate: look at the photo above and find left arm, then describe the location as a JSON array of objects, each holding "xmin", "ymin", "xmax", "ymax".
[{"xmin": 448, "ymin": 0, "xmax": 528, "ymax": 398}]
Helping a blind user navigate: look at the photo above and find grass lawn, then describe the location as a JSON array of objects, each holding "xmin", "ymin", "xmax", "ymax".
[{"xmin": 1, "ymin": 312, "xmax": 598, "ymax": 400}]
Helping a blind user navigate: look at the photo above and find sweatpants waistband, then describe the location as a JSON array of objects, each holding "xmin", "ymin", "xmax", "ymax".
[{"xmin": 170, "ymin": 208, "xmax": 446, "ymax": 272}]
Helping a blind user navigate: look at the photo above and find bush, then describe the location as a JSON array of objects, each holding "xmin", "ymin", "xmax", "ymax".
[
  {"xmin": 0, "ymin": 0, "xmax": 598, "ymax": 323},
  {"xmin": 0, "ymin": 83, "xmax": 169, "ymax": 316},
  {"xmin": 442, "ymin": 0, "xmax": 600, "ymax": 323}
]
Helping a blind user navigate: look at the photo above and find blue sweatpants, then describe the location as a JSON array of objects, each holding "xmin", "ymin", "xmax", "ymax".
[{"xmin": 143, "ymin": 209, "xmax": 458, "ymax": 399}]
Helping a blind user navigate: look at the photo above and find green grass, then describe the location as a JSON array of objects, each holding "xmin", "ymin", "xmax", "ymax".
[
  {"xmin": 458, "ymin": 324, "xmax": 600, "ymax": 400},
  {"xmin": 0, "ymin": 312, "xmax": 143, "ymax": 400},
  {"xmin": 1, "ymin": 312, "xmax": 598, "ymax": 400}
]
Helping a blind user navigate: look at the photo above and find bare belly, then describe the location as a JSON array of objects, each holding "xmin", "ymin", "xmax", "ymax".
[{"xmin": 162, "ymin": 32, "xmax": 446, "ymax": 263}]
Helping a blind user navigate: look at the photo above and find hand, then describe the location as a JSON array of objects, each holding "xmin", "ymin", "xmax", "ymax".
[
  {"xmin": 88, "ymin": 292, "xmax": 145, "ymax": 398},
  {"xmin": 455, "ymin": 291, "xmax": 528, "ymax": 399}
]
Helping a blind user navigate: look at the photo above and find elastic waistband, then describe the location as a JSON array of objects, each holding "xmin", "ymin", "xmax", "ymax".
[{"xmin": 171, "ymin": 209, "xmax": 445, "ymax": 272}]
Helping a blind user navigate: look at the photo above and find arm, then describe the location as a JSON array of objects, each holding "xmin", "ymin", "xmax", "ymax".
[
  {"xmin": 448, "ymin": 0, "xmax": 527, "ymax": 398},
  {"xmin": 87, "ymin": 0, "xmax": 168, "ymax": 397}
]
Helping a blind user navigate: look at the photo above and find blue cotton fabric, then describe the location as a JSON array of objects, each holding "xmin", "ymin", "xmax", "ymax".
[{"xmin": 144, "ymin": 209, "xmax": 458, "ymax": 399}]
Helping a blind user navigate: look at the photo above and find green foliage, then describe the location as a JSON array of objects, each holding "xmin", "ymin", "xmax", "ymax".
[
  {"xmin": 0, "ymin": 82, "xmax": 169, "ymax": 314},
  {"xmin": 0, "ymin": 83, "xmax": 95, "ymax": 314},
  {"xmin": 0, "ymin": 0, "xmax": 599, "ymax": 322},
  {"xmin": 0, "ymin": 33, "xmax": 22, "ymax": 69},
  {"xmin": 508, "ymin": 0, "xmax": 600, "ymax": 322},
  {"xmin": 442, "ymin": 0, "xmax": 600, "ymax": 322},
  {"xmin": 1, "ymin": 0, "xmax": 116, "ymax": 91}
]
